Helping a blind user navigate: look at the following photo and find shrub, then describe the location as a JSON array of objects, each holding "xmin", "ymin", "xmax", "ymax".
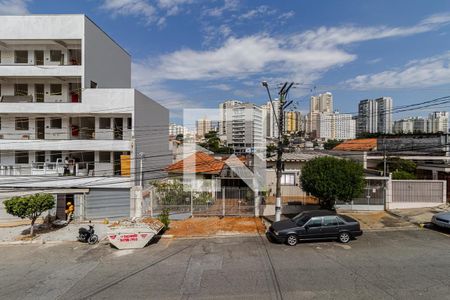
[{"xmin": 158, "ymin": 208, "xmax": 171, "ymax": 229}]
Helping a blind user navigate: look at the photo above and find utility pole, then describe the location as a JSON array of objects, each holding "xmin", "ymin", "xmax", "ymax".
[
  {"xmin": 262, "ymin": 81, "xmax": 294, "ymax": 221},
  {"xmin": 383, "ymin": 136, "xmax": 387, "ymax": 177},
  {"xmin": 138, "ymin": 152, "xmax": 145, "ymax": 187}
]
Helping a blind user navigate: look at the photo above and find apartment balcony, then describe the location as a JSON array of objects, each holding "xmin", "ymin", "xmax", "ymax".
[
  {"xmin": 0, "ymin": 139, "xmax": 132, "ymax": 152},
  {"xmin": 0, "ymin": 64, "xmax": 82, "ymax": 77}
]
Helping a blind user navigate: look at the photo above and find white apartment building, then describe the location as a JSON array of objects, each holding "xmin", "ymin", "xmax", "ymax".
[
  {"xmin": 0, "ymin": 15, "xmax": 169, "ymax": 223},
  {"xmin": 225, "ymin": 103, "xmax": 264, "ymax": 154},
  {"xmin": 316, "ymin": 112, "xmax": 355, "ymax": 140},
  {"xmin": 357, "ymin": 97, "xmax": 393, "ymax": 135},
  {"xmin": 428, "ymin": 112, "xmax": 449, "ymax": 133},
  {"xmin": 219, "ymin": 100, "xmax": 242, "ymax": 137},
  {"xmin": 265, "ymin": 99, "xmax": 280, "ymax": 139}
]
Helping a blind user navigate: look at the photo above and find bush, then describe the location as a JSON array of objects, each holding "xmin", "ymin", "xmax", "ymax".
[
  {"xmin": 158, "ymin": 208, "xmax": 170, "ymax": 229},
  {"xmin": 4, "ymin": 193, "xmax": 55, "ymax": 236},
  {"xmin": 392, "ymin": 170, "xmax": 416, "ymax": 180}
]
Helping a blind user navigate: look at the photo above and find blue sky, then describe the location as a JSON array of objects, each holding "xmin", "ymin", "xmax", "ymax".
[{"xmin": 4, "ymin": 0, "xmax": 450, "ymax": 122}]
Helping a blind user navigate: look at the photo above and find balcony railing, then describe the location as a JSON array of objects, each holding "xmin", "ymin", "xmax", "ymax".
[
  {"xmin": 0, "ymin": 93, "xmax": 81, "ymax": 103},
  {"xmin": 0, "ymin": 161, "xmax": 96, "ymax": 176}
]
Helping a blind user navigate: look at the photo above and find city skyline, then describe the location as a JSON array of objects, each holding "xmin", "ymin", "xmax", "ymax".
[{"xmin": 6, "ymin": 1, "xmax": 450, "ymax": 122}]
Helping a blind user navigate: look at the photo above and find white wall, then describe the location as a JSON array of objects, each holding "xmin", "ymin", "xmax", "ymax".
[
  {"xmin": 134, "ymin": 90, "xmax": 169, "ymax": 183},
  {"xmin": 84, "ymin": 17, "xmax": 131, "ymax": 88}
]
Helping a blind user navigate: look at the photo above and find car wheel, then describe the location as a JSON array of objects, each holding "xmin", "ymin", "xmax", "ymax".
[
  {"xmin": 338, "ymin": 232, "xmax": 351, "ymax": 243},
  {"xmin": 286, "ymin": 234, "xmax": 298, "ymax": 246}
]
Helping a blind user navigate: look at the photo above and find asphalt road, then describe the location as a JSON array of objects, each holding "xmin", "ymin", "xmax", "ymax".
[{"xmin": 0, "ymin": 228, "xmax": 449, "ymax": 300}]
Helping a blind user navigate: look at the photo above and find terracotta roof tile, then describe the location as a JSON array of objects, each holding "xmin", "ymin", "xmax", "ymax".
[
  {"xmin": 332, "ymin": 138, "xmax": 377, "ymax": 151},
  {"xmin": 166, "ymin": 151, "xmax": 225, "ymax": 174}
]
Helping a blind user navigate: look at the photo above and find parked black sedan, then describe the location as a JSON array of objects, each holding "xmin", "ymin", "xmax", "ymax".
[{"xmin": 266, "ymin": 210, "xmax": 363, "ymax": 246}]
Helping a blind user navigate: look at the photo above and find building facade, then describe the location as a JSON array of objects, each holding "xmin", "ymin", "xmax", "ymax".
[
  {"xmin": 357, "ymin": 97, "xmax": 393, "ymax": 135},
  {"xmin": 284, "ymin": 111, "xmax": 302, "ymax": 134},
  {"xmin": 225, "ymin": 103, "xmax": 264, "ymax": 154},
  {"xmin": 0, "ymin": 15, "xmax": 169, "ymax": 222},
  {"xmin": 428, "ymin": 112, "xmax": 449, "ymax": 133},
  {"xmin": 307, "ymin": 92, "xmax": 333, "ymax": 136}
]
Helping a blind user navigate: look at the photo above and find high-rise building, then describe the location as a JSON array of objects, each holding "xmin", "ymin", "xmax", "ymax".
[
  {"xmin": 196, "ymin": 118, "xmax": 211, "ymax": 138},
  {"xmin": 266, "ymin": 99, "xmax": 280, "ymax": 138},
  {"xmin": 0, "ymin": 15, "xmax": 169, "ymax": 222},
  {"xmin": 428, "ymin": 112, "xmax": 449, "ymax": 133},
  {"xmin": 284, "ymin": 111, "xmax": 302, "ymax": 134},
  {"xmin": 225, "ymin": 103, "xmax": 263, "ymax": 154},
  {"xmin": 357, "ymin": 97, "xmax": 393, "ymax": 135},
  {"xmin": 376, "ymin": 97, "xmax": 393, "ymax": 134},
  {"xmin": 334, "ymin": 113, "xmax": 356, "ymax": 140},
  {"xmin": 307, "ymin": 92, "xmax": 333, "ymax": 136},
  {"xmin": 316, "ymin": 112, "xmax": 355, "ymax": 140},
  {"xmin": 219, "ymin": 100, "xmax": 242, "ymax": 136}
]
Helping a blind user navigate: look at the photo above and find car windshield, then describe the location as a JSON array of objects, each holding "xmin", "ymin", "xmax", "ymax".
[{"xmin": 292, "ymin": 213, "xmax": 311, "ymax": 225}]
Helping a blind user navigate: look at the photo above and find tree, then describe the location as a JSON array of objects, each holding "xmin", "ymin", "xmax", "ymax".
[
  {"xmin": 200, "ymin": 131, "xmax": 232, "ymax": 154},
  {"xmin": 4, "ymin": 193, "xmax": 55, "ymax": 236},
  {"xmin": 301, "ymin": 157, "xmax": 365, "ymax": 209},
  {"xmin": 175, "ymin": 134, "xmax": 184, "ymax": 142},
  {"xmin": 392, "ymin": 170, "xmax": 416, "ymax": 180},
  {"xmin": 324, "ymin": 139, "xmax": 343, "ymax": 150},
  {"xmin": 377, "ymin": 158, "xmax": 416, "ymax": 177}
]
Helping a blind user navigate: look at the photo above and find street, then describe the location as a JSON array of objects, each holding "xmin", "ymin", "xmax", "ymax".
[{"xmin": 0, "ymin": 229, "xmax": 449, "ymax": 300}]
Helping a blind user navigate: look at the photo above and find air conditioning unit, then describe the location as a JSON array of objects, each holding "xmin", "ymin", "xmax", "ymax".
[{"xmin": 0, "ymin": 134, "xmax": 3, "ymax": 139}]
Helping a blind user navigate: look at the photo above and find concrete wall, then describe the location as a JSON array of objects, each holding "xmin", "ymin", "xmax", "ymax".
[
  {"xmin": 134, "ymin": 90, "xmax": 169, "ymax": 184},
  {"xmin": 83, "ymin": 17, "xmax": 131, "ymax": 89}
]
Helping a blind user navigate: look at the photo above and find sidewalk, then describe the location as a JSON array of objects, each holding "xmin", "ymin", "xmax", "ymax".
[
  {"xmin": 339, "ymin": 211, "xmax": 416, "ymax": 230},
  {"xmin": 389, "ymin": 204, "xmax": 450, "ymax": 225}
]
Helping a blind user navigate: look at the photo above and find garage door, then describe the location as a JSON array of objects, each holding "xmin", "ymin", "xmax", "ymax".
[{"xmin": 85, "ymin": 188, "xmax": 130, "ymax": 220}]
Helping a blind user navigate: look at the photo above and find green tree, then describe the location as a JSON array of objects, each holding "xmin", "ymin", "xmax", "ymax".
[
  {"xmin": 324, "ymin": 139, "xmax": 343, "ymax": 150},
  {"xmin": 200, "ymin": 131, "xmax": 232, "ymax": 154},
  {"xmin": 4, "ymin": 193, "xmax": 55, "ymax": 236},
  {"xmin": 175, "ymin": 134, "xmax": 184, "ymax": 142},
  {"xmin": 377, "ymin": 158, "xmax": 416, "ymax": 177},
  {"xmin": 392, "ymin": 170, "xmax": 416, "ymax": 180},
  {"xmin": 300, "ymin": 157, "xmax": 365, "ymax": 209}
]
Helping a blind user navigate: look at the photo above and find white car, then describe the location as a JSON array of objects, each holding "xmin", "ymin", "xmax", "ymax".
[{"xmin": 431, "ymin": 212, "xmax": 450, "ymax": 229}]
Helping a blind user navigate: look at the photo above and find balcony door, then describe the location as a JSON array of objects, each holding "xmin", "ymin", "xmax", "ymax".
[
  {"xmin": 35, "ymin": 118, "xmax": 45, "ymax": 140},
  {"xmin": 114, "ymin": 118, "xmax": 123, "ymax": 140},
  {"xmin": 35, "ymin": 84, "xmax": 44, "ymax": 102},
  {"xmin": 34, "ymin": 50, "xmax": 44, "ymax": 65}
]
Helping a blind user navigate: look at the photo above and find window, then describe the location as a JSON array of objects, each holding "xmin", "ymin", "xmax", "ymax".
[
  {"xmin": 322, "ymin": 216, "xmax": 338, "ymax": 227},
  {"xmin": 50, "ymin": 50, "xmax": 62, "ymax": 62},
  {"xmin": 14, "ymin": 84, "xmax": 28, "ymax": 96},
  {"xmin": 127, "ymin": 117, "xmax": 132, "ymax": 129},
  {"xmin": 50, "ymin": 151, "xmax": 62, "ymax": 162},
  {"xmin": 281, "ymin": 173, "xmax": 295, "ymax": 186},
  {"xmin": 14, "ymin": 50, "xmax": 28, "ymax": 63},
  {"xmin": 99, "ymin": 118, "xmax": 111, "ymax": 129},
  {"xmin": 99, "ymin": 151, "xmax": 111, "ymax": 163},
  {"xmin": 50, "ymin": 118, "xmax": 62, "ymax": 129},
  {"xmin": 35, "ymin": 151, "xmax": 46, "ymax": 163},
  {"xmin": 15, "ymin": 151, "xmax": 29, "ymax": 164},
  {"xmin": 336, "ymin": 217, "xmax": 346, "ymax": 225},
  {"xmin": 306, "ymin": 217, "xmax": 322, "ymax": 228},
  {"xmin": 90, "ymin": 81, "xmax": 98, "ymax": 88},
  {"xmin": 50, "ymin": 84, "xmax": 62, "ymax": 96},
  {"xmin": 15, "ymin": 117, "xmax": 29, "ymax": 130}
]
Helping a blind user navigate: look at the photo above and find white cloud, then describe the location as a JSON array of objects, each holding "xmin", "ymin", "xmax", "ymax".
[
  {"xmin": 101, "ymin": 0, "xmax": 193, "ymax": 26},
  {"xmin": 135, "ymin": 12, "xmax": 450, "ymax": 85},
  {"xmin": 239, "ymin": 5, "xmax": 275, "ymax": 20},
  {"xmin": 203, "ymin": 0, "xmax": 238, "ymax": 17},
  {"xmin": 278, "ymin": 10, "xmax": 295, "ymax": 20},
  {"xmin": 346, "ymin": 52, "xmax": 450, "ymax": 90},
  {"xmin": 208, "ymin": 83, "xmax": 232, "ymax": 91},
  {"xmin": 0, "ymin": 0, "xmax": 30, "ymax": 15}
]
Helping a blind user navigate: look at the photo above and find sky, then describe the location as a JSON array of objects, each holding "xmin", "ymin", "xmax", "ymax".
[{"xmin": 4, "ymin": 0, "xmax": 450, "ymax": 122}]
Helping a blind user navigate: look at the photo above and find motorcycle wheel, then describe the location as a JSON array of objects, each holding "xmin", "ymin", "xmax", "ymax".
[{"xmin": 88, "ymin": 234, "xmax": 99, "ymax": 245}]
